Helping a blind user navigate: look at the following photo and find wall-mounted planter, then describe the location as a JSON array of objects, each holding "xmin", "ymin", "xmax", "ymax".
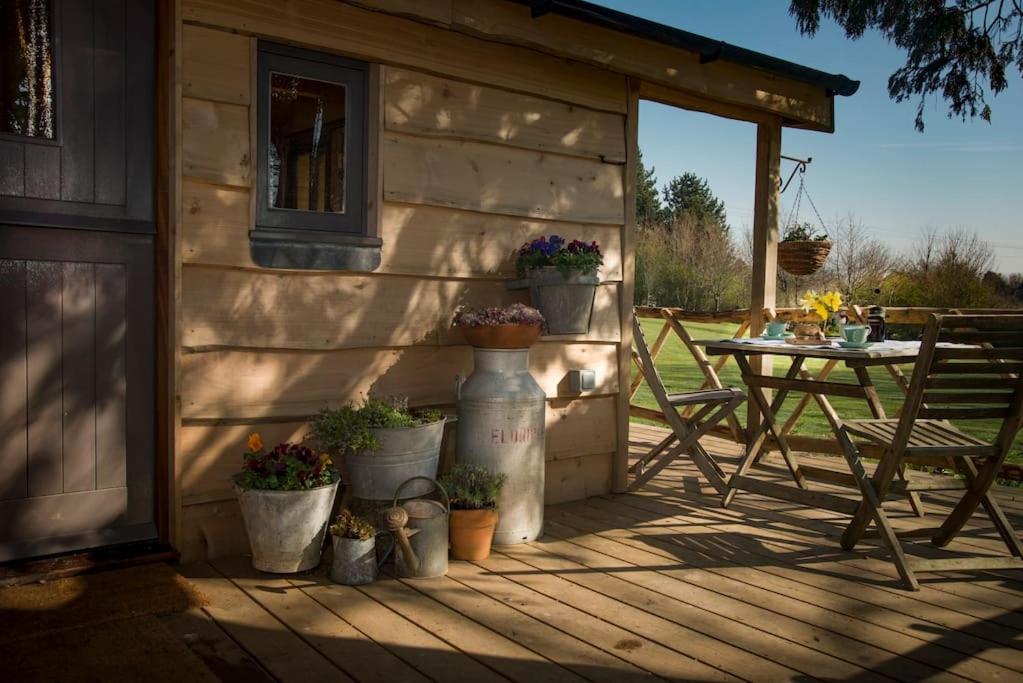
[{"xmin": 509, "ymin": 267, "xmax": 598, "ymax": 335}]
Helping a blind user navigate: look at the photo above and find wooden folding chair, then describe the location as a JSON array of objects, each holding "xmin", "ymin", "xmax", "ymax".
[
  {"xmin": 837, "ymin": 314, "xmax": 1023, "ymax": 590},
  {"xmin": 630, "ymin": 318, "xmax": 745, "ymax": 493}
]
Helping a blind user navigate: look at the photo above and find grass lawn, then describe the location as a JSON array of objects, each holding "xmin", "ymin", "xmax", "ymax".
[{"xmin": 631, "ymin": 318, "xmax": 1023, "ymax": 465}]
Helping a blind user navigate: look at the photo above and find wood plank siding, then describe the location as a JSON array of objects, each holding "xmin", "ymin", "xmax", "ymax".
[{"xmin": 176, "ymin": 4, "xmax": 629, "ymax": 559}]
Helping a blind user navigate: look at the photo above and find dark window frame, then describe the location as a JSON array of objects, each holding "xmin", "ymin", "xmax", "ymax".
[
  {"xmin": 255, "ymin": 42, "xmax": 370, "ymax": 238},
  {"xmin": 0, "ymin": 0, "xmax": 63, "ymax": 147}
]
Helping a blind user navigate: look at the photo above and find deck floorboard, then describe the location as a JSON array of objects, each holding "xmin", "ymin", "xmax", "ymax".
[{"xmin": 181, "ymin": 424, "xmax": 1023, "ymax": 682}]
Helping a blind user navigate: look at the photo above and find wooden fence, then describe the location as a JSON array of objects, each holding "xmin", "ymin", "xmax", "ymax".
[{"xmin": 629, "ymin": 305, "xmax": 1023, "ymax": 481}]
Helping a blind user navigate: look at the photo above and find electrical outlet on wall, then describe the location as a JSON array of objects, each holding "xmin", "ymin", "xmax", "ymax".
[{"xmin": 568, "ymin": 369, "xmax": 596, "ymax": 393}]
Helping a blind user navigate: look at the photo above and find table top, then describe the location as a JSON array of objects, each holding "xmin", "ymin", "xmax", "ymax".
[{"xmin": 697, "ymin": 337, "xmax": 926, "ymax": 362}]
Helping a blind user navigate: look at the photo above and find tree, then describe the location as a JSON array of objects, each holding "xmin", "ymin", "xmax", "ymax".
[
  {"xmin": 825, "ymin": 215, "xmax": 894, "ymax": 303},
  {"xmin": 635, "ymin": 149, "xmax": 667, "ymax": 227},
  {"xmin": 662, "ymin": 172, "xmax": 729, "ymax": 231},
  {"xmin": 789, "ymin": 0, "xmax": 1023, "ymax": 131},
  {"xmin": 889, "ymin": 227, "xmax": 998, "ymax": 306}
]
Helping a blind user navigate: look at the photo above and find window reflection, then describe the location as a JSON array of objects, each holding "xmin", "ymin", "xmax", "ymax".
[
  {"xmin": 1, "ymin": 0, "xmax": 55, "ymax": 139},
  {"xmin": 268, "ymin": 73, "xmax": 346, "ymax": 213}
]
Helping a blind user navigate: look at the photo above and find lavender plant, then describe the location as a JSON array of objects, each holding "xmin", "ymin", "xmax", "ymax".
[{"xmin": 453, "ymin": 303, "xmax": 545, "ymax": 328}]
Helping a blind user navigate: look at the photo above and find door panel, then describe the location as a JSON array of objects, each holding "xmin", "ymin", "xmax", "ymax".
[
  {"xmin": 0, "ymin": 226, "xmax": 154, "ymax": 561},
  {"xmin": 0, "ymin": 0, "xmax": 154, "ymax": 232}
]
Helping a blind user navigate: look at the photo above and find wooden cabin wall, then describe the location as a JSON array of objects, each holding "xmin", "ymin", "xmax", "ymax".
[{"xmin": 175, "ymin": 1, "xmax": 629, "ymax": 561}]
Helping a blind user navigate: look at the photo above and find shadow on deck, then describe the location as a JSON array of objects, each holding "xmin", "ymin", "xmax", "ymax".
[{"xmin": 171, "ymin": 423, "xmax": 1023, "ymax": 682}]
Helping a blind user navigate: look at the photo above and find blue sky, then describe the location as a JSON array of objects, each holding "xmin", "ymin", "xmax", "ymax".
[{"xmin": 593, "ymin": 1, "xmax": 1023, "ymax": 274}]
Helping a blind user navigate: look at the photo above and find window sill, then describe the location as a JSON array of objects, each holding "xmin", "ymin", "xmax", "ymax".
[{"xmin": 249, "ymin": 228, "xmax": 381, "ymax": 271}]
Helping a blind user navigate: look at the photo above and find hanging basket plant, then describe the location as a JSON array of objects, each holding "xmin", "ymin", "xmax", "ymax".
[
  {"xmin": 778, "ymin": 165, "xmax": 831, "ymax": 276},
  {"xmin": 779, "ymin": 222, "xmax": 831, "ymax": 276}
]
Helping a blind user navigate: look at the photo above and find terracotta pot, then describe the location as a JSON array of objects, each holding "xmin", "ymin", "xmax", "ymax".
[
  {"xmin": 449, "ymin": 508, "xmax": 498, "ymax": 560},
  {"xmin": 460, "ymin": 323, "xmax": 542, "ymax": 349}
]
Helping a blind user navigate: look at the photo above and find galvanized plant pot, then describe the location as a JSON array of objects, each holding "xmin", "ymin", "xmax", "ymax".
[
  {"xmin": 526, "ymin": 267, "xmax": 599, "ymax": 335},
  {"xmin": 234, "ymin": 476, "xmax": 339, "ymax": 573},
  {"xmin": 345, "ymin": 420, "xmax": 445, "ymax": 501},
  {"xmin": 329, "ymin": 534, "xmax": 378, "ymax": 585}
]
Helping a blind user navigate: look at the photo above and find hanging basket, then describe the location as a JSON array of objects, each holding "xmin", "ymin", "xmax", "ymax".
[{"xmin": 778, "ymin": 240, "xmax": 831, "ymax": 276}]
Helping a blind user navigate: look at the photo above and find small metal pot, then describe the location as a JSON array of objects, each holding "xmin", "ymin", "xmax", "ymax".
[{"xmin": 330, "ymin": 533, "xmax": 392, "ymax": 585}]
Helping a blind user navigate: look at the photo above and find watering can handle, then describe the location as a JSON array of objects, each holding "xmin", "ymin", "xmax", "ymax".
[
  {"xmin": 392, "ymin": 476, "xmax": 450, "ymax": 512},
  {"xmin": 455, "ymin": 375, "xmax": 463, "ymax": 401}
]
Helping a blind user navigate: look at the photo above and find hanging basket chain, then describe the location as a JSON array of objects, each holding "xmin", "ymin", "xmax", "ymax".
[{"xmin": 782, "ymin": 172, "xmax": 804, "ymax": 233}]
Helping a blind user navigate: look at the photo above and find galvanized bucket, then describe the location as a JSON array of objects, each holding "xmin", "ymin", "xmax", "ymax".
[
  {"xmin": 526, "ymin": 267, "xmax": 598, "ymax": 335},
  {"xmin": 346, "ymin": 420, "xmax": 445, "ymax": 501},
  {"xmin": 392, "ymin": 476, "xmax": 449, "ymax": 579},
  {"xmin": 234, "ymin": 475, "xmax": 339, "ymax": 573},
  {"xmin": 329, "ymin": 532, "xmax": 393, "ymax": 585}
]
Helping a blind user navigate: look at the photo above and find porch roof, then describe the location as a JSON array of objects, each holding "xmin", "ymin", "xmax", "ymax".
[{"xmin": 512, "ymin": 0, "xmax": 860, "ymax": 97}]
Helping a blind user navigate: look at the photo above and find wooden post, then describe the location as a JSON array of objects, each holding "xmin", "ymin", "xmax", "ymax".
[
  {"xmin": 613, "ymin": 78, "xmax": 640, "ymax": 493},
  {"xmin": 156, "ymin": 0, "xmax": 183, "ymax": 548},
  {"xmin": 748, "ymin": 118, "xmax": 782, "ymax": 435}
]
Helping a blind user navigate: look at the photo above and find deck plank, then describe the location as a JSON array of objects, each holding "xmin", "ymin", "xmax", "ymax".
[
  {"xmin": 541, "ymin": 515, "xmax": 957, "ymax": 682},
  {"xmin": 448, "ymin": 559, "xmax": 737, "ymax": 682},
  {"xmin": 180, "ymin": 424, "xmax": 1023, "ymax": 683},
  {"xmin": 398, "ymin": 569, "xmax": 655, "ymax": 683},
  {"xmin": 606, "ymin": 489, "xmax": 1023, "ymax": 673},
  {"xmin": 179, "ymin": 562, "xmax": 347, "ymax": 683},
  {"xmin": 210, "ymin": 557, "xmax": 430, "ymax": 683},
  {"xmin": 296, "ymin": 573, "xmax": 507, "ymax": 683},
  {"xmin": 484, "ymin": 547, "xmax": 800, "ymax": 681},
  {"xmin": 359, "ymin": 574, "xmax": 582, "ymax": 683},
  {"xmin": 572, "ymin": 495, "xmax": 1021, "ymax": 680}
]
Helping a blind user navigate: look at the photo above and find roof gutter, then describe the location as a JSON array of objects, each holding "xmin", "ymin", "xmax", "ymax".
[{"xmin": 515, "ymin": 0, "xmax": 860, "ymax": 97}]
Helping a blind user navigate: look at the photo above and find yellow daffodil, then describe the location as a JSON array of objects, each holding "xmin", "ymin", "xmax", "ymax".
[
  {"xmin": 799, "ymin": 290, "xmax": 819, "ymax": 313},
  {"xmin": 800, "ymin": 289, "xmax": 843, "ymax": 321},
  {"xmin": 247, "ymin": 432, "xmax": 263, "ymax": 453}
]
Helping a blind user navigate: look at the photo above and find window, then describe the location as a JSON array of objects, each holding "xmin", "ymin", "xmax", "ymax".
[
  {"xmin": 253, "ymin": 43, "xmax": 379, "ymax": 270},
  {"xmin": 1, "ymin": 0, "xmax": 56, "ymax": 140}
]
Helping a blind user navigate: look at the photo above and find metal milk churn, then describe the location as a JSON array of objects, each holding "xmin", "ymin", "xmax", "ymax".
[
  {"xmin": 456, "ymin": 348, "xmax": 546, "ymax": 545},
  {"xmin": 388, "ymin": 476, "xmax": 449, "ymax": 579}
]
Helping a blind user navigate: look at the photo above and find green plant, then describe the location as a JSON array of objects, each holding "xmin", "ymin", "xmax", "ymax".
[
  {"xmin": 312, "ymin": 398, "xmax": 444, "ymax": 456},
  {"xmin": 329, "ymin": 510, "xmax": 376, "ymax": 540},
  {"xmin": 235, "ymin": 433, "xmax": 336, "ymax": 491},
  {"xmin": 782, "ymin": 221, "xmax": 829, "ymax": 242},
  {"xmin": 515, "ymin": 235, "xmax": 604, "ymax": 276},
  {"xmin": 439, "ymin": 463, "xmax": 508, "ymax": 510}
]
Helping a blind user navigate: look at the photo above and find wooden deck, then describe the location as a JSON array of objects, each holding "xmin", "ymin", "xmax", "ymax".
[{"xmin": 171, "ymin": 424, "xmax": 1023, "ymax": 682}]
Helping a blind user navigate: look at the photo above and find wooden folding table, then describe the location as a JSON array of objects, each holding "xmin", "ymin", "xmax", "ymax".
[{"xmin": 699, "ymin": 338, "xmax": 927, "ymax": 516}]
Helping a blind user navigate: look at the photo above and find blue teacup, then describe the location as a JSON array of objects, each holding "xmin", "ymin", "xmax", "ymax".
[
  {"xmin": 842, "ymin": 325, "xmax": 869, "ymax": 344},
  {"xmin": 765, "ymin": 321, "xmax": 787, "ymax": 337}
]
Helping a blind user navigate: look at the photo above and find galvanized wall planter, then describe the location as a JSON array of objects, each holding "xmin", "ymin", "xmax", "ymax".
[{"xmin": 509, "ymin": 267, "xmax": 599, "ymax": 334}]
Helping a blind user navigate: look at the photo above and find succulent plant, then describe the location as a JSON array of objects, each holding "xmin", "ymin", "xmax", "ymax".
[{"xmin": 330, "ymin": 510, "xmax": 376, "ymax": 540}]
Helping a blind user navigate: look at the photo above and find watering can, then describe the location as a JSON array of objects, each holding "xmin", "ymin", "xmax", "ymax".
[{"xmin": 386, "ymin": 476, "xmax": 449, "ymax": 579}]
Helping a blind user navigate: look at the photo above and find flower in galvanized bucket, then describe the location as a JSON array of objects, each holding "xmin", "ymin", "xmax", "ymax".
[
  {"xmin": 515, "ymin": 234, "xmax": 603, "ymax": 276},
  {"xmin": 237, "ymin": 435, "xmax": 336, "ymax": 491}
]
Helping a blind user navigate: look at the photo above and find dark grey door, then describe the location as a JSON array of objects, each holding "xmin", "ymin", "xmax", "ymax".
[{"xmin": 0, "ymin": 0, "xmax": 155, "ymax": 561}]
